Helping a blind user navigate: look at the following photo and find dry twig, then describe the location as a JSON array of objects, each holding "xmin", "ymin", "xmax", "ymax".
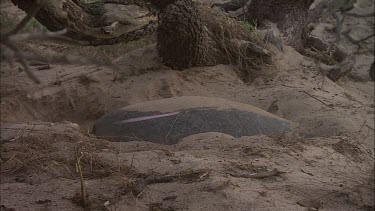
[
  {"xmin": 299, "ymin": 91, "xmax": 334, "ymax": 109},
  {"xmin": 75, "ymin": 145, "xmax": 88, "ymax": 207}
]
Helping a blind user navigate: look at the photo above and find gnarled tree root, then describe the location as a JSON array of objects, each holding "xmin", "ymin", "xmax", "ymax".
[
  {"xmin": 305, "ymin": 36, "xmax": 354, "ymax": 82},
  {"xmin": 10, "ymin": 0, "xmax": 158, "ymax": 45}
]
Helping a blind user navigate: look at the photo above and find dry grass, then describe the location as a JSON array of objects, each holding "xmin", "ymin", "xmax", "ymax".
[{"xmin": 0, "ymin": 132, "xmax": 130, "ymax": 180}]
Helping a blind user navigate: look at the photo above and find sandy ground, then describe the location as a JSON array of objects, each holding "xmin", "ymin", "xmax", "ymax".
[{"xmin": 0, "ymin": 0, "xmax": 374, "ymax": 210}]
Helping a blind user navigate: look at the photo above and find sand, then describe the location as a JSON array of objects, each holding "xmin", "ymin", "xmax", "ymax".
[{"xmin": 0, "ymin": 0, "xmax": 374, "ymax": 210}]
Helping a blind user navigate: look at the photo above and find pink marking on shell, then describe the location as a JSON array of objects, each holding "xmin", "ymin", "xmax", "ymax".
[{"xmin": 114, "ymin": 111, "xmax": 180, "ymax": 124}]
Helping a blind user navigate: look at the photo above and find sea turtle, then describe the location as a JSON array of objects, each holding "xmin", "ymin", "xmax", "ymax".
[{"xmin": 93, "ymin": 96, "xmax": 292, "ymax": 144}]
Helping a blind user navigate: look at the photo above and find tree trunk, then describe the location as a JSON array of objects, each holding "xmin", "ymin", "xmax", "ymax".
[
  {"xmin": 156, "ymin": 0, "xmax": 221, "ymax": 69},
  {"xmin": 157, "ymin": 0, "xmax": 270, "ymax": 70},
  {"xmin": 245, "ymin": 0, "xmax": 315, "ymax": 51}
]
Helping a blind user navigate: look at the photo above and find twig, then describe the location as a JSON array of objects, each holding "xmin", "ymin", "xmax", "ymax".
[
  {"xmin": 130, "ymin": 154, "xmax": 135, "ymax": 169},
  {"xmin": 24, "ymin": 125, "xmax": 36, "ymax": 140},
  {"xmin": 7, "ymin": 29, "xmax": 88, "ymax": 45},
  {"xmin": 197, "ymin": 170, "xmax": 213, "ymax": 183},
  {"xmin": 3, "ymin": 42, "xmax": 40, "ymax": 83},
  {"xmin": 136, "ymin": 187, "xmax": 147, "ymax": 199},
  {"xmin": 353, "ymin": 33, "xmax": 375, "ymax": 44},
  {"xmin": 165, "ymin": 113, "xmax": 180, "ymax": 140},
  {"xmin": 366, "ymin": 125, "xmax": 375, "ymax": 131},
  {"xmin": 333, "ymin": 13, "xmax": 345, "ymax": 43},
  {"xmin": 281, "ymin": 84, "xmax": 304, "ymax": 89},
  {"xmin": 17, "ymin": 51, "xmax": 121, "ymax": 72},
  {"xmin": 131, "ymin": 133, "xmax": 144, "ymax": 142},
  {"xmin": 3, "ymin": 153, "xmax": 17, "ymax": 165},
  {"xmin": 300, "ymin": 169, "xmax": 314, "ymax": 176},
  {"xmin": 299, "ymin": 91, "xmax": 334, "ymax": 109},
  {"xmin": 8, "ymin": 128, "xmax": 24, "ymax": 142},
  {"xmin": 345, "ymin": 12, "xmax": 375, "ymax": 18},
  {"xmin": 75, "ymin": 146, "xmax": 87, "ymax": 207}
]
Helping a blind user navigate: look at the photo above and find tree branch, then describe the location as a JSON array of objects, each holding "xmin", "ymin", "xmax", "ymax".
[
  {"xmin": 2, "ymin": 42, "xmax": 40, "ymax": 83},
  {"xmin": 3, "ymin": 0, "xmax": 43, "ymax": 37}
]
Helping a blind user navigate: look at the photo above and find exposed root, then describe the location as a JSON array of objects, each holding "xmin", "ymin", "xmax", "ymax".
[
  {"xmin": 304, "ymin": 36, "xmax": 354, "ymax": 82},
  {"xmin": 326, "ymin": 54, "xmax": 355, "ymax": 82}
]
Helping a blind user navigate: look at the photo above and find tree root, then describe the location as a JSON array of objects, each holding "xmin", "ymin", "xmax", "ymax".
[
  {"xmin": 304, "ymin": 36, "xmax": 354, "ymax": 82},
  {"xmin": 326, "ymin": 54, "xmax": 355, "ymax": 81},
  {"xmin": 344, "ymin": 30, "xmax": 375, "ymax": 45},
  {"xmin": 10, "ymin": 0, "xmax": 158, "ymax": 45}
]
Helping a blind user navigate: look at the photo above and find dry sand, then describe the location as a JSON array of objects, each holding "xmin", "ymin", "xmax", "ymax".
[{"xmin": 0, "ymin": 0, "xmax": 374, "ymax": 210}]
